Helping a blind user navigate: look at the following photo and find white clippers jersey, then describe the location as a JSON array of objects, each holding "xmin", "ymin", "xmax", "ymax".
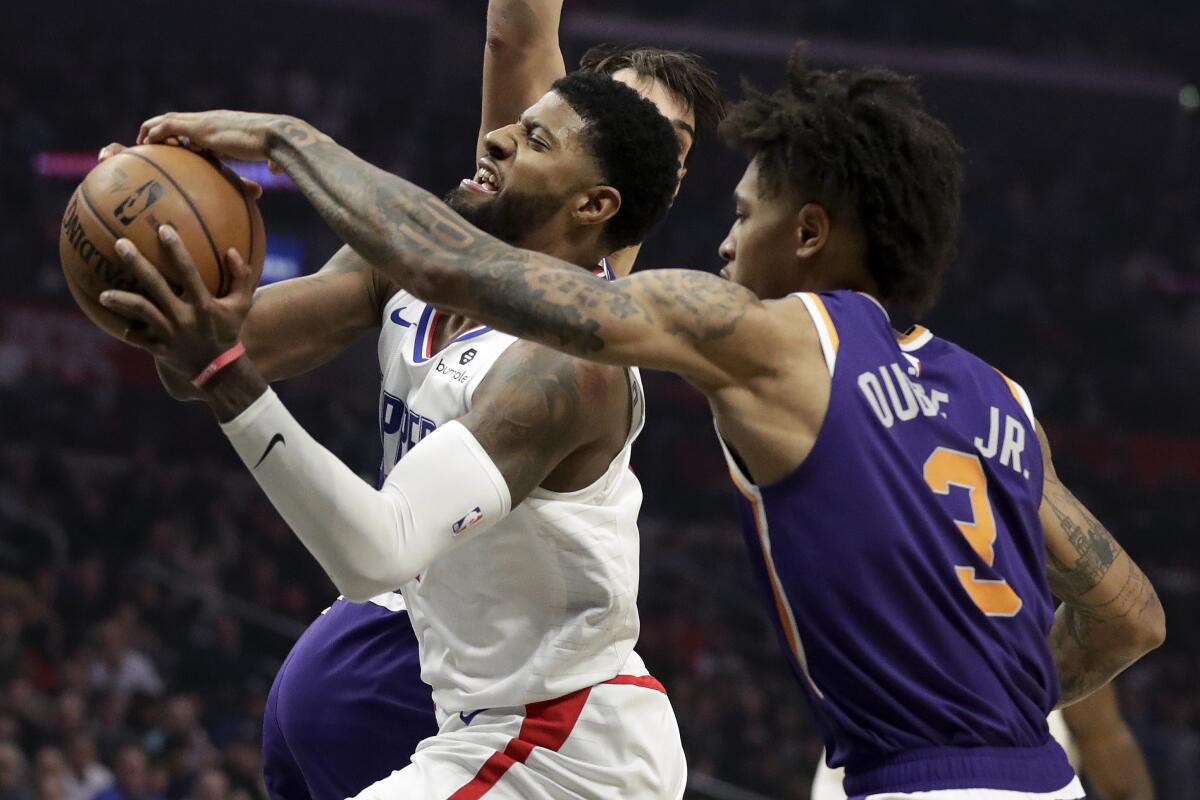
[{"xmin": 370, "ymin": 271, "xmax": 647, "ymax": 716}]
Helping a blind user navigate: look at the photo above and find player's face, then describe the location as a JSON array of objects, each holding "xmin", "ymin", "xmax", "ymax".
[
  {"xmin": 718, "ymin": 158, "xmax": 805, "ymax": 300},
  {"xmin": 610, "ymin": 68, "xmax": 696, "ymax": 189},
  {"xmin": 446, "ymin": 92, "xmax": 599, "ymax": 246}
]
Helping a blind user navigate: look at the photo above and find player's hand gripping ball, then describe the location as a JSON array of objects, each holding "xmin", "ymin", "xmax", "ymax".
[
  {"xmin": 59, "ymin": 144, "xmax": 265, "ymax": 341},
  {"xmin": 97, "ymin": 225, "xmax": 258, "ymax": 376}
]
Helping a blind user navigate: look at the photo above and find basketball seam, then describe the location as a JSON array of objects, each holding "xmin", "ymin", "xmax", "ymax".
[
  {"xmin": 121, "ymin": 150, "xmax": 228, "ymax": 296},
  {"xmin": 242, "ymin": 181, "xmax": 257, "ymax": 288},
  {"xmin": 78, "ymin": 186, "xmax": 125, "ymax": 243}
]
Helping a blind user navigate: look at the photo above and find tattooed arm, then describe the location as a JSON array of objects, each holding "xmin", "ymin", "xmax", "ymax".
[
  {"xmin": 137, "ymin": 112, "xmax": 779, "ymax": 388},
  {"xmin": 1038, "ymin": 424, "xmax": 1165, "ymax": 707}
]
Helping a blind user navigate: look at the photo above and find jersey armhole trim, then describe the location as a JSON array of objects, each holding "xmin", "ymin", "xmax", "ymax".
[
  {"xmin": 794, "ymin": 293, "xmax": 839, "ymax": 376},
  {"xmin": 996, "ymin": 369, "xmax": 1036, "ymax": 427}
]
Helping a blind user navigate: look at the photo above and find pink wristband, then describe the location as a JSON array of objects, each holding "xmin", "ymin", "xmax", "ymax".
[{"xmin": 192, "ymin": 341, "xmax": 247, "ymax": 388}]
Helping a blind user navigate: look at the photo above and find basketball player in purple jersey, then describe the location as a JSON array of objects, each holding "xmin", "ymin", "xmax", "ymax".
[
  {"xmin": 99, "ymin": 11, "xmax": 721, "ymax": 800},
  {"xmin": 137, "ymin": 48, "xmax": 1166, "ymax": 797}
]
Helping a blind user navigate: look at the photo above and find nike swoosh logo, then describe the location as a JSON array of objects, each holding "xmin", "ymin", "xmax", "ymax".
[
  {"xmin": 390, "ymin": 307, "xmax": 412, "ymax": 327},
  {"xmin": 459, "ymin": 708, "xmax": 485, "ymax": 725},
  {"xmin": 254, "ymin": 433, "xmax": 286, "ymax": 468}
]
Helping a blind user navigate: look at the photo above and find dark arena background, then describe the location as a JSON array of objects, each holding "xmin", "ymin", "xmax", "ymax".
[{"xmin": 2, "ymin": 1, "xmax": 1198, "ymax": 798}]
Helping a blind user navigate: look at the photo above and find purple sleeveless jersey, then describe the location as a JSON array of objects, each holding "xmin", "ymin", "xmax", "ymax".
[{"xmin": 721, "ymin": 291, "xmax": 1075, "ymax": 796}]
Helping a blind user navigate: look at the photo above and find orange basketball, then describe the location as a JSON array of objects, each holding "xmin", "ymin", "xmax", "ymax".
[{"xmin": 59, "ymin": 144, "xmax": 266, "ymax": 340}]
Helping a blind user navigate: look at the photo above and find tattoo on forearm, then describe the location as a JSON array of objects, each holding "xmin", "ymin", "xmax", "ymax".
[
  {"xmin": 1043, "ymin": 475, "xmax": 1162, "ymax": 705},
  {"xmin": 266, "ymin": 132, "xmax": 754, "ymax": 369},
  {"xmin": 277, "ymin": 120, "xmax": 334, "ymax": 149}
]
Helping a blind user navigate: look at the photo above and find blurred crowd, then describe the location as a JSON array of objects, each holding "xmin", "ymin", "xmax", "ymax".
[{"xmin": 4, "ymin": 0, "xmax": 1200, "ymax": 798}]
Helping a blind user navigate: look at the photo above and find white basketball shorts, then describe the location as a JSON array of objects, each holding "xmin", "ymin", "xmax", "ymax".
[{"xmin": 351, "ymin": 673, "xmax": 686, "ymax": 800}]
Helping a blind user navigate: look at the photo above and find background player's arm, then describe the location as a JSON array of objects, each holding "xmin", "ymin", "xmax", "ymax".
[
  {"xmin": 157, "ymin": 246, "xmax": 393, "ymax": 400},
  {"xmin": 1038, "ymin": 424, "xmax": 1165, "ymax": 707},
  {"xmin": 477, "ymin": 0, "xmax": 567, "ymax": 158},
  {"xmin": 1063, "ymin": 684, "xmax": 1155, "ymax": 800}
]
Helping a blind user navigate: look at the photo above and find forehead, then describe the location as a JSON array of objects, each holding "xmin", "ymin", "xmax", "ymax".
[
  {"xmin": 610, "ymin": 67, "xmax": 696, "ymax": 135},
  {"xmin": 524, "ymin": 91, "xmax": 588, "ymax": 145},
  {"xmin": 736, "ymin": 157, "xmax": 765, "ymax": 201}
]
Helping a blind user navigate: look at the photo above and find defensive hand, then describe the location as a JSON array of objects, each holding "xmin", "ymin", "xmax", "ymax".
[
  {"xmin": 137, "ymin": 110, "xmax": 294, "ymax": 163},
  {"xmin": 99, "ymin": 141, "xmax": 263, "ymax": 198}
]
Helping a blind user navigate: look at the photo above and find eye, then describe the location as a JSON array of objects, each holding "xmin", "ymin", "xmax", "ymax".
[{"xmin": 525, "ymin": 130, "xmax": 547, "ymax": 151}]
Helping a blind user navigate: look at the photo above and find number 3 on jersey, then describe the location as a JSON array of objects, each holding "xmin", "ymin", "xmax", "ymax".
[{"xmin": 923, "ymin": 447, "xmax": 1023, "ymax": 617}]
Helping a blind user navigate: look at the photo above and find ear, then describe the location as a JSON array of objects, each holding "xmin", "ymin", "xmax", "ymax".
[
  {"xmin": 572, "ymin": 185, "xmax": 622, "ymax": 230},
  {"xmin": 796, "ymin": 202, "xmax": 832, "ymax": 260},
  {"xmin": 672, "ymin": 166, "xmax": 688, "ymax": 200}
]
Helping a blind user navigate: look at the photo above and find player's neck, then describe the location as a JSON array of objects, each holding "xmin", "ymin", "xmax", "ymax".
[{"xmin": 518, "ymin": 228, "xmax": 606, "ymax": 272}]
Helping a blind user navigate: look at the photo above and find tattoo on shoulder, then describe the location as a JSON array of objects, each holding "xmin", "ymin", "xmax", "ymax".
[{"xmin": 471, "ymin": 346, "xmax": 599, "ymax": 497}]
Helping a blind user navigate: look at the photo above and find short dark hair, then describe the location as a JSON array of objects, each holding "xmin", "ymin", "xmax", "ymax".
[
  {"xmin": 551, "ymin": 71, "xmax": 681, "ymax": 251},
  {"xmin": 720, "ymin": 46, "xmax": 965, "ymax": 314},
  {"xmin": 580, "ymin": 44, "xmax": 727, "ymax": 148}
]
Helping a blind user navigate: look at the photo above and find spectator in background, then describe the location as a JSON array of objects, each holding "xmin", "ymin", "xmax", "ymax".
[
  {"xmin": 184, "ymin": 769, "xmax": 232, "ymax": 800},
  {"xmin": 88, "ymin": 623, "xmax": 162, "ymax": 703},
  {"xmin": 92, "ymin": 745, "xmax": 160, "ymax": 800},
  {"xmin": 0, "ymin": 742, "xmax": 31, "ymax": 800},
  {"xmin": 32, "ymin": 748, "xmax": 66, "ymax": 800},
  {"xmin": 60, "ymin": 734, "xmax": 111, "ymax": 800}
]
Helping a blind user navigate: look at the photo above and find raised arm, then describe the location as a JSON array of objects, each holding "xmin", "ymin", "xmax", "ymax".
[
  {"xmin": 1062, "ymin": 683, "xmax": 1154, "ymax": 800},
  {"xmin": 135, "ymin": 113, "xmax": 778, "ymax": 388},
  {"xmin": 478, "ymin": 0, "xmax": 567, "ymax": 157},
  {"xmin": 1038, "ymin": 424, "xmax": 1165, "ymax": 707}
]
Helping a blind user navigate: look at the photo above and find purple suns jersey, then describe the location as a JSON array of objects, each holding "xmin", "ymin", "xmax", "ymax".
[{"xmin": 718, "ymin": 291, "xmax": 1075, "ymax": 796}]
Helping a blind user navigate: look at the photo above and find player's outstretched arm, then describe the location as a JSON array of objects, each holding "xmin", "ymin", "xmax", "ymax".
[
  {"xmin": 1038, "ymin": 424, "xmax": 1165, "ymax": 708},
  {"xmin": 156, "ymin": 245, "xmax": 392, "ymax": 400},
  {"xmin": 477, "ymin": 0, "xmax": 567, "ymax": 158},
  {"xmin": 1062, "ymin": 683, "xmax": 1155, "ymax": 800},
  {"xmin": 137, "ymin": 113, "xmax": 776, "ymax": 388}
]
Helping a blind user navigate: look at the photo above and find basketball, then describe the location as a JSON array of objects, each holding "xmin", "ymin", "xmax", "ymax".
[{"xmin": 58, "ymin": 144, "xmax": 266, "ymax": 340}]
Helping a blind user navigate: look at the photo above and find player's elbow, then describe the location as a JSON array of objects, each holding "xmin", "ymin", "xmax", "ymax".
[
  {"xmin": 1134, "ymin": 593, "xmax": 1166, "ymax": 655},
  {"xmin": 485, "ymin": 7, "xmax": 545, "ymax": 55},
  {"xmin": 335, "ymin": 563, "xmax": 420, "ymax": 604}
]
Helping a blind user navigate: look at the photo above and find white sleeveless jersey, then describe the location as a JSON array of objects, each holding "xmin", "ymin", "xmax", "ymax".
[{"xmin": 369, "ymin": 273, "xmax": 647, "ymax": 716}]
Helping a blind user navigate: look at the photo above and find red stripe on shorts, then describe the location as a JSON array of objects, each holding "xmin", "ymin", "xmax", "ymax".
[
  {"xmin": 603, "ymin": 674, "xmax": 666, "ymax": 693},
  {"xmin": 446, "ymin": 688, "xmax": 592, "ymax": 800},
  {"xmin": 444, "ymin": 674, "xmax": 666, "ymax": 799}
]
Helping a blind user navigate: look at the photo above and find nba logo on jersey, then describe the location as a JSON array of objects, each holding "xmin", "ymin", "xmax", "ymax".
[{"xmin": 451, "ymin": 506, "xmax": 484, "ymax": 536}]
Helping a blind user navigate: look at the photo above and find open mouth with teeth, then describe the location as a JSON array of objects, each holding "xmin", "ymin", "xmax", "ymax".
[{"xmin": 461, "ymin": 162, "xmax": 502, "ymax": 195}]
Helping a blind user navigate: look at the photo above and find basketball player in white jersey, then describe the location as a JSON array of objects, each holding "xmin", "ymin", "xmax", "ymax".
[
  {"xmin": 812, "ymin": 684, "xmax": 1154, "ymax": 799},
  {"xmin": 102, "ymin": 74, "xmax": 689, "ymax": 798},
  {"xmin": 97, "ymin": 9, "xmax": 721, "ymax": 799}
]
